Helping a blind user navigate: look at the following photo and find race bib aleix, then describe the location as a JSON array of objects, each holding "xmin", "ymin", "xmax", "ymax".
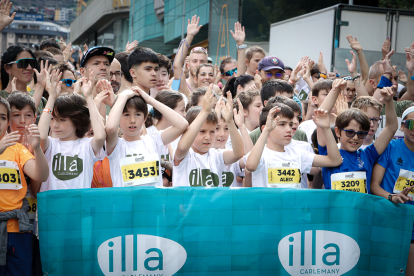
[
  {"xmin": 0, "ymin": 160, "xmax": 22, "ymax": 190},
  {"xmin": 394, "ymin": 169, "xmax": 414, "ymax": 200},
  {"xmin": 267, "ymin": 161, "xmax": 301, "ymax": 188},
  {"xmin": 120, "ymin": 153, "xmax": 159, "ymax": 186},
  {"xmin": 331, "ymin": 171, "xmax": 367, "ymax": 193}
]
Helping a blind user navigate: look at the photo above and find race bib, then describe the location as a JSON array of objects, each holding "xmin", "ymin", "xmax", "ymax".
[
  {"xmin": 267, "ymin": 161, "xmax": 301, "ymax": 188},
  {"xmin": 331, "ymin": 171, "xmax": 367, "ymax": 193},
  {"xmin": 393, "ymin": 169, "xmax": 414, "ymax": 200},
  {"xmin": 120, "ymin": 153, "xmax": 159, "ymax": 186},
  {"xmin": 0, "ymin": 161, "xmax": 22, "ymax": 190},
  {"xmin": 25, "ymin": 183, "xmax": 37, "ymax": 220}
]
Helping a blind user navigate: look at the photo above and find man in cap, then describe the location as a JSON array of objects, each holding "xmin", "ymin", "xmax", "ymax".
[{"xmin": 257, "ymin": 55, "xmax": 285, "ymax": 84}]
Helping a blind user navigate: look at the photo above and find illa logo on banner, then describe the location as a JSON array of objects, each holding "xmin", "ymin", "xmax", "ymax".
[
  {"xmin": 97, "ymin": 235, "xmax": 187, "ymax": 276},
  {"xmin": 278, "ymin": 230, "xmax": 360, "ymax": 275}
]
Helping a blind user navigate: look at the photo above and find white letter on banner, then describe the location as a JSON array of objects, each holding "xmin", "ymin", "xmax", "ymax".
[{"xmin": 278, "ymin": 230, "xmax": 360, "ymax": 275}]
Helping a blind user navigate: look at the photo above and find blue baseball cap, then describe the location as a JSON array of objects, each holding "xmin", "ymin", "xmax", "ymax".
[{"xmin": 258, "ymin": 55, "xmax": 285, "ymax": 72}]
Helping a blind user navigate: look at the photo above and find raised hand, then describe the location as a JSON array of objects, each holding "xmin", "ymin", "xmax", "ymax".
[
  {"xmin": 62, "ymin": 42, "xmax": 72, "ymax": 63},
  {"xmin": 34, "ymin": 60, "xmax": 53, "ymax": 88},
  {"xmin": 382, "ymin": 49, "xmax": 395, "ymax": 75},
  {"xmin": 254, "ymin": 72, "xmax": 262, "ymax": 89},
  {"xmin": 94, "ymin": 90, "xmax": 109, "ymax": 110},
  {"xmin": 73, "ymin": 78, "xmax": 82, "ymax": 95},
  {"xmin": 230, "ymin": 22, "xmax": 245, "ymax": 45},
  {"xmin": 346, "ymin": 35, "xmax": 362, "ymax": 51},
  {"xmin": 312, "ymin": 108, "xmax": 330, "ymax": 129},
  {"xmin": 0, "ymin": 131, "xmax": 20, "ymax": 154},
  {"xmin": 183, "ymin": 56, "xmax": 190, "ymax": 75},
  {"xmin": 304, "ymin": 59, "xmax": 315, "ymax": 79},
  {"xmin": 327, "ymin": 72, "xmax": 337, "ymax": 80},
  {"xmin": 125, "ymin": 40, "xmax": 139, "ymax": 52},
  {"xmin": 398, "ymin": 70, "xmax": 408, "ymax": 83},
  {"xmin": 317, "ymin": 52, "xmax": 327, "ymax": 74},
  {"xmin": 46, "ymin": 69, "xmax": 62, "ymax": 99},
  {"xmin": 130, "ymin": 86, "xmax": 152, "ymax": 103},
  {"xmin": 26, "ymin": 124, "xmax": 41, "ymax": 150},
  {"xmin": 392, "ymin": 186, "xmax": 413, "ymax": 204},
  {"xmin": 202, "ymin": 84, "xmax": 214, "ymax": 113},
  {"xmin": 345, "ymin": 50, "xmax": 357, "ymax": 75},
  {"xmin": 382, "ymin": 37, "xmax": 391, "ymax": 59},
  {"xmin": 264, "ymin": 106, "xmax": 281, "ymax": 132},
  {"xmin": 379, "ymin": 86, "xmax": 395, "ymax": 103},
  {"xmin": 0, "ymin": 0, "xmax": 16, "ymax": 29},
  {"xmin": 214, "ymin": 95, "xmax": 223, "ymax": 116},
  {"xmin": 119, "ymin": 88, "xmax": 136, "ymax": 100},
  {"xmin": 221, "ymin": 92, "xmax": 234, "ymax": 123},
  {"xmin": 233, "ymin": 98, "xmax": 245, "ymax": 127},
  {"xmin": 81, "ymin": 73, "xmax": 94, "ymax": 99},
  {"xmin": 334, "ymin": 92, "xmax": 347, "ymax": 115},
  {"xmin": 406, "ymin": 42, "xmax": 414, "ymax": 73},
  {"xmin": 187, "ymin": 15, "xmax": 202, "ymax": 38},
  {"xmin": 332, "ymin": 78, "xmax": 347, "ymax": 91}
]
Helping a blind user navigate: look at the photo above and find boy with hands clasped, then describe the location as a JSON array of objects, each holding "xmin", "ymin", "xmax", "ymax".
[
  {"xmin": 173, "ymin": 84, "xmax": 244, "ymax": 187},
  {"xmin": 245, "ymin": 103, "xmax": 342, "ymax": 188}
]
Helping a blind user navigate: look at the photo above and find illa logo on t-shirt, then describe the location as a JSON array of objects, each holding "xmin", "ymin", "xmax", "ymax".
[
  {"xmin": 189, "ymin": 168, "xmax": 220, "ymax": 187},
  {"xmin": 221, "ymin": 172, "xmax": 234, "ymax": 187},
  {"xmin": 52, "ymin": 153, "xmax": 84, "ymax": 180}
]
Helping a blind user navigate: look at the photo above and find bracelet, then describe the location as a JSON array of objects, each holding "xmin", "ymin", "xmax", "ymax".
[
  {"xmin": 236, "ymin": 44, "xmax": 247, "ymax": 50},
  {"xmin": 318, "ymin": 73, "xmax": 327, "ymax": 79},
  {"xmin": 43, "ymin": 108, "xmax": 52, "ymax": 115},
  {"xmin": 288, "ymin": 79, "xmax": 294, "ymax": 85},
  {"xmin": 411, "ymin": 76, "xmax": 414, "ymax": 81},
  {"xmin": 388, "ymin": 193, "xmax": 395, "ymax": 202}
]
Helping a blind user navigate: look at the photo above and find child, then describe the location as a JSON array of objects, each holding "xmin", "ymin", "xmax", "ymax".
[
  {"xmin": 222, "ymin": 74, "xmax": 255, "ymax": 98},
  {"xmin": 105, "ymin": 87, "xmax": 188, "ymax": 187},
  {"xmin": 128, "ymin": 47, "xmax": 159, "ymax": 94},
  {"xmin": 146, "ymin": 90, "xmax": 187, "ymax": 160},
  {"xmin": 350, "ymin": 96, "xmax": 383, "ymax": 149},
  {"xmin": 245, "ymin": 46, "xmax": 265, "ymax": 76},
  {"xmin": 0, "ymin": 97, "xmax": 48, "ymax": 275},
  {"xmin": 370, "ymin": 104, "xmax": 414, "ymax": 275},
  {"xmin": 173, "ymin": 84, "xmax": 243, "ymax": 187},
  {"xmin": 188, "ymin": 87, "xmax": 218, "ymax": 109},
  {"xmin": 318, "ymin": 79, "xmax": 397, "ymax": 193},
  {"xmin": 149, "ymin": 53, "xmax": 171, "ymax": 98},
  {"xmin": 161, "ymin": 160, "xmax": 173, "ymax": 187},
  {"xmin": 245, "ymin": 102, "xmax": 342, "ymax": 188},
  {"xmin": 38, "ymin": 70, "xmax": 106, "ymax": 191}
]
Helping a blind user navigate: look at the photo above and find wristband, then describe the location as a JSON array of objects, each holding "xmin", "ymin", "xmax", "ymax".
[
  {"xmin": 377, "ymin": 75, "xmax": 393, "ymax": 89},
  {"xmin": 43, "ymin": 108, "xmax": 52, "ymax": 115},
  {"xmin": 288, "ymin": 79, "xmax": 294, "ymax": 85},
  {"xmin": 236, "ymin": 44, "xmax": 247, "ymax": 50},
  {"xmin": 411, "ymin": 76, "xmax": 414, "ymax": 81},
  {"xmin": 388, "ymin": 193, "xmax": 395, "ymax": 202},
  {"xmin": 318, "ymin": 73, "xmax": 327, "ymax": 79}
]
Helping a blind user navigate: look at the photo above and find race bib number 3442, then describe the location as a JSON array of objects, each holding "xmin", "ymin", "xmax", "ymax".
[
  {"xmin": 267, "ymin": 161, "xmax": 301, "ymax": 188},
  {"xmin": 120, "ymin": 154, "xmax": 159, "ymax": 186}
]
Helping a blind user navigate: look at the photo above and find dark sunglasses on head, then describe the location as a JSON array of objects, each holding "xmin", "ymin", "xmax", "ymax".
[
  {"xmin": 191, "ymin": 47, "xmax": 208, "ymax": 54},
  {"xmin": 402, "ymin": 119, "xmax": 414, "ymax": 130},
  {"xmin": 7, "ymin": 58, "xmax": 37, "ymax": 69},
  {"xmin": 342, "ymin": 75, "xmax": 360, "ymax": 82},
  {"xmin": 62, "ymin": 79, "xmax": 77, "ymax": 87},
  {"xmin": 224, "ymin": 68, "xmax": 237, "ymax": 77},
  {"xmin": 266, "ymin": 72, "xmax": 283, "ymax": 79},
  {"xmin": 340, "ymin": 128, "xmax": 368, "ymax": 139}
]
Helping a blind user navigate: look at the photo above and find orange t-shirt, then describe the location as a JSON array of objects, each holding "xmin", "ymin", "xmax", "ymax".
[
  {"xmin": 92, "ymin": 157, "xmax": 113, "ymax": 188},
  {"xmin": 0, "ymin": 143, "xmax": 34, "ymax": 232}
]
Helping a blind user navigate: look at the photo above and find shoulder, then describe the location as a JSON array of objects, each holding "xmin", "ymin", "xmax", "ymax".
[
  {"xmin": 249, "ymin": 127, "xmax": 261, "ymax": 137},
  {"xmin": 292, "ymin": 129, "xmax": 307, "ymax": 142},
  {"xmin": 0, "ymin": 90, "xmax": 10, "ymax": 99}
]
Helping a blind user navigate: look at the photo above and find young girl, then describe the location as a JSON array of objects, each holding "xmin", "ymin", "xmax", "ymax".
[
  {"xmin": 371, "ymin": 104, "xmax": 414, "ymax": 275},
  {"xmin": 105, "ymin": 87, "xmax": 188, "ymax": 187},
  {"xmin": 188, "ymin": 87, "xmax": 218, "ymax": 110},
  {"xmin": 38, "ymin": 69, "xmax": 106, "ymax": 191},
  {"xmin": 245, "ymin": 46, "xmax": 265, "ymax": 76},
  {"xmin": 55, "ymin": 63, "xmax": 77, "ymax": 94},
  {"xmin": 146, "ymin": 90, "xmax": 187, "ymax": 160},
  {"xmin": 223, "ymin": 74, "xmax": 255, "ymax": 98}
]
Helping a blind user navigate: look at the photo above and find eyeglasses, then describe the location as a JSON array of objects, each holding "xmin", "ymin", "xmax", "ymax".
[
  {"xmin": 62, "ymin": 79, "xmax": 77, "ymax": 87},
  {"xmin": 224, "ymin": 68, "xmax": 237, "ymax": 77},
  {"xmin": 191, "ymin": 47, "xmax": 208, "ymax": 54},
  {"xmin": 402, "ymin": 120, "xmax": 414, "ymax": 130},
  {"xmin": 340, "ymin": 128, "xmax": 368, "ymax": 139},
  {"xmin": 110, "ymin": 71, "xmax": 122, "ymax": 78},
  {"xmin": 7, "ymin": 58, "xmax": 37, "ymax": 69},
  {"xmin": 265, "ymin": 72, "xmax": 284, "ymax": 79},
  {"xmin": 369, "ymin": 117, "xmax": 382, "ymax": 125}
]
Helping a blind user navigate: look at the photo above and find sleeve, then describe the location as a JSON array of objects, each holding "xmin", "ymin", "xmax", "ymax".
[
  {"xmin": 150, "ymin": 131, "xmax": 169, "ymax": 153},
  {"xmin": 245, "ymin": 151, "xmax": 265, "ymax": 172},
  {"xmin": 362, "ymin": 143, "xmax": 380, "ymax": 167},
  {"xmin": 17, "ymin": 144, "xmax": 35, "ymax": 168},
  {"xmin": 87, "ymin": 138, "xmax": 105, "ymax": 162},
  {"xmin": 318, "ymin": 144, "xmax": 328, "ymax": 156},
  {"xmin": 377, "ymin": 142, "xmax": 391, "ymax": 169},
  {"xmin": 106, "ymin": 139, "xmax": 122, "ymax": 161},
  {"xmin": 214, "ymin": 149, "xmax": 226, "ymax": 172},
  {"xmin": 300, "ymin": 149, "xmax": 316, "ymax": 175},
  {"xmin": 44, "ymin": 136, "xmax": 55, "ymax": 160}
]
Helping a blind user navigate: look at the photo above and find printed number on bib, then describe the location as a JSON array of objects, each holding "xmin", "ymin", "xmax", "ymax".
[
  {"xmin": 331, "ymin": 171, "xmax": 367, "ymax": 193},
  {"xmin": 25, "ymin": 184, "xmax": 37, "ymax": 220},
  {"xmin": 0, "ymin": 161, "xmax": 22, "ymax": 190},
  {"xmin": 394, "ymin": 169, "xmax": 414, "ymax": 200},
  {"xmin": 267, "ymin": 161, "xmax": 301, "ymax": 188},
  {"xmin": 120, "ymin": 153, "xmax": 159, "ymax": 186}
]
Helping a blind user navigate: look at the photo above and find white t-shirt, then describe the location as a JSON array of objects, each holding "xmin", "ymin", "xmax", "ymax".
[
  {"xmin": 286, "ymin": 139, "xmax": 314, "ymax": 188},
  {"xmin": 40, "ymin": 137, "xmax": 104, "ymax": 192},
  {"xmin": 298, "ymin": 119, "xmax": 316, "ymax": 145},
  {"xmin": 146, "ymin": 125, "xmax": 180, "ymax": 161},
  {"xmin": 246, "ymin": 145, "xmax": 315, "ymax": 188},
  {"xmin": 108, "ymin": 133, "xmax": 167, "ymax": 187},
  {"xmin": 173, "ymin": 148, "xmax": 226, "ymax": 187},
  {"xmin": 225, "ymin": 128, "xmax": 251, "ymax": 150},
  {"xmin": 224, "ymin": 160, "xmax": 245, "ymax": 187}
]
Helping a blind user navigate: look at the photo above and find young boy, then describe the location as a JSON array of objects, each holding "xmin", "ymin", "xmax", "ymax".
[
  {"xmin": 245, "ymin": 103, "xmax": 342, "ymax": 188},
  {"xmin": 350, "ymin": 96, "xmax": 383, "ymax": 149},
  {"xmin": 0, "ymin": 97, "xmax": 48, "ymax": 275},
  {"xmin": 128, "ymin": 47, "xmax": 160, "ymax": 94},
  {"xmin": 318, "ymin": 79, "xmax": 397, "ymax": 193},
  {"xmin": 173, "ymin": 85, "xmax": 244, "ymax": 187},
  {"xmin": 105, "ymin": 87, "xmax": 188, "ymax": 187}
]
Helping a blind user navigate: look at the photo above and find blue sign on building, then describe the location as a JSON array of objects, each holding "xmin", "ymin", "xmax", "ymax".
[{"xmin": 15, "ymin": 13, "xmax": 44, "ymax": 21}]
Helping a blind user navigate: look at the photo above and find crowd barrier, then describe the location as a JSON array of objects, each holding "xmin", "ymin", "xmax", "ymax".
[{"xmin": 38, "ymin": 187, "xmax": 414, "ymax": 276}]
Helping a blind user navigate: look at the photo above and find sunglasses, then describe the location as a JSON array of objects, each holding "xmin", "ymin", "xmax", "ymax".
[
  {"xmin": 265, "ymin": 72, "xmax": 283, "ymax": 79},
  {"xmin": 340, "ymin": 128, "xmax": 368, "ymax": 139},
  {"xmin": 191, "ymin": 47, "xmax": 208, "ymax": 54},
  {"xmin": 62, "ymin": 79, "xmax": 77, "ymax": 87},
  {"xmin": 7, "ymin": 58, "xmax": 37, "ymax": 69},
  {"xmin": 342, "ymin": 75, "xmax": 360, "ymax": 83},
  {"xmin": 402, "ymin": 120, "xmax": 414, "ymax": 130},
  {"xmin": 224, "ymin": 68, "xmax": 237, "ymax": 77}
]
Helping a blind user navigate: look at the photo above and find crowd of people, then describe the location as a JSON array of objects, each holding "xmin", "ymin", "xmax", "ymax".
[{"xmin": 0, "ymin": 0, "xmax": 414, "ymax": 274}]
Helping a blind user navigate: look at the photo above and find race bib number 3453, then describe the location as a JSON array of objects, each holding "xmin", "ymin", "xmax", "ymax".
[
  {"xmin": 120, "ymin": 154, "xmax": 159, "ymax": 186},
  {"xmin": 267, "ymin": 161, "xmax": 301, "ymax": 188},
  {"xmin": 0, "ymin": 160, "xmax": 22, "ymax": 190}
]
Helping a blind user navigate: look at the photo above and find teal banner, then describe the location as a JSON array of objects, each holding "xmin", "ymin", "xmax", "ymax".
[{"xmin": 38, "ymin": 188, "xmax": 414, "ymax": 276}]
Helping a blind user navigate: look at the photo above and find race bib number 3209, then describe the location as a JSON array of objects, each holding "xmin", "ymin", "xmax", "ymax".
[
  {"xmin": 267, "ymin": 161, "xmax": 301, "ymax": 188},
  {"xmin": 331, "ymin": 171, "xmax": 367, "ymax": 193},
  {"xmin": 120, "ymin": 153, "xmax": 159, "ymax": 186},
  {"xmin": 0, "ymin": 160, "xmax": 22, "ymax": 190}
]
